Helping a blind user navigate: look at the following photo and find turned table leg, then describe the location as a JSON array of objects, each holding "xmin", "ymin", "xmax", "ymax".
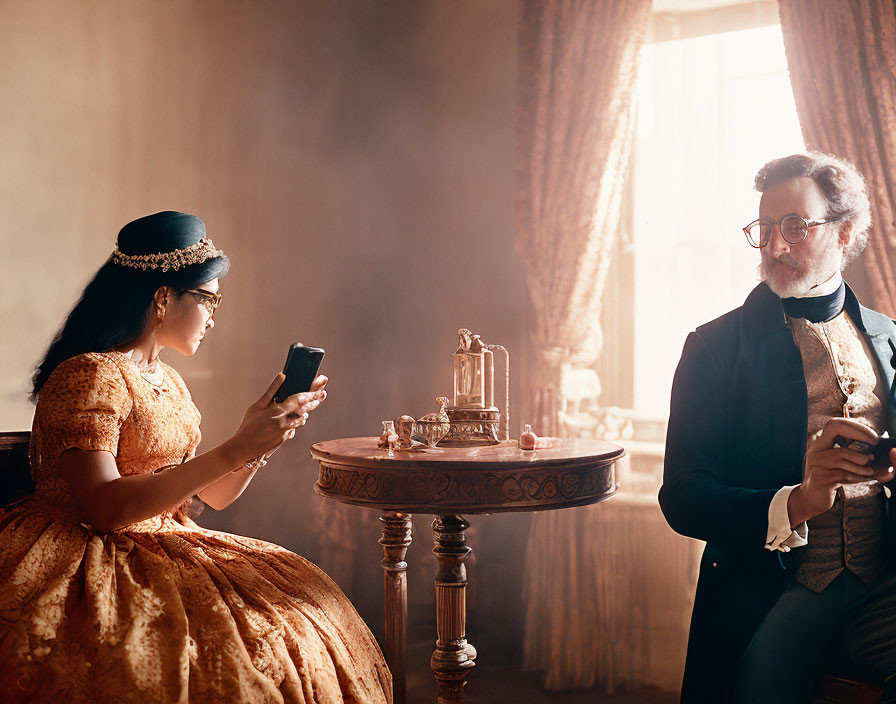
[
  {"xmin": 431, "ymin": 515, "xmax": 476, "ymax": 704},
  {"xmin": 380, "ymin": 512, "xmax": 413, "ymax": 704}
]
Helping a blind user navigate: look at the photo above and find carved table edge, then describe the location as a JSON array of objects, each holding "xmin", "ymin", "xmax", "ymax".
[{"xmin": 311, "ymin": 483, "xmax": 618, "ymax": 514}]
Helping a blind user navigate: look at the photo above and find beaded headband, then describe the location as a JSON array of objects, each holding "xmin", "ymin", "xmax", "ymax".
[{"xmin": 111, "ymin": 237, "xmax": 224, "ymax": 272}]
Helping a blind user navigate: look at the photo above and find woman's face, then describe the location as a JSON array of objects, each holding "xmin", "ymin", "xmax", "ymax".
[{"xmin": 156, "ymin": 278, "xmax": 219, "ymax": 356}]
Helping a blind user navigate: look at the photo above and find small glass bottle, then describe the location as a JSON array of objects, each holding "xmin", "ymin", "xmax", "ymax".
[
  {"xmin": 520, "ymin": 423, "xmax": 538, "ymax": 451},
  {"xmin": 379, "ymin": 420, "xmax": 399, "ymax": 451}
]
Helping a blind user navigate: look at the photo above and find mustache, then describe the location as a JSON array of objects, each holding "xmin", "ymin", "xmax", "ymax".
[{"xmin": 772, "ymin": 252, "xmax": 802, "ymax": 268}]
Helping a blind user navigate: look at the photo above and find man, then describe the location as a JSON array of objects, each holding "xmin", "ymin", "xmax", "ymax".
[{"xmin": 660, "ymin": 152, "xmax": 896, "ymax": 703}]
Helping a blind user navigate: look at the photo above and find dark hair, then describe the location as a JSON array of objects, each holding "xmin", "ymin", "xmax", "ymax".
[
  {"xmin": 31, "ymin": 255, "xmax": 230, "ymax": 400},
  {"xmin": 754, "ymin": 151, "xmax": 872, "ymax": 268}
]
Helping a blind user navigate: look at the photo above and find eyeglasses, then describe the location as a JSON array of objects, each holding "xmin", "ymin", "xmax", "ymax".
[
  {"xmin": 743, "ymin": 214, "xmax": 841, "ymax": 248},
  {"xmin": 182, "ymin": 288, "xmax": 222, "ymax": 316}
]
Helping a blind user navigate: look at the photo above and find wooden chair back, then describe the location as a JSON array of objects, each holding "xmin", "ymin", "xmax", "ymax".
[
  {"xmin": 0, "ymin": 431, "xmax": 33, "ymax": 507},
  {"xmin": 813, "ymin": 675, "xmax": 883, "ymax": 704}
]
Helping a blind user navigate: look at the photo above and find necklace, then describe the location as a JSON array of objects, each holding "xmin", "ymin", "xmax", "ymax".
[
  {"xmin": 138, "ymin": 363, "xmax": 166, "ymax": 387},
  {"xmin": 112, "ymin": 349, "xmax": 166, "ymax": 387}
]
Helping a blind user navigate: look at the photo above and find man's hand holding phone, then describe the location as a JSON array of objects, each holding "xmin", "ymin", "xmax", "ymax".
[{"xmin": 788, "ymin": 417, "xmax": 895, "ymax": 527}]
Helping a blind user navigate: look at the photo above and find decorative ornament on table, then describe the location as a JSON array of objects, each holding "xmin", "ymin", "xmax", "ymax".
[
  {"xmin": 376, "ymin": 328, "xmax": 510, "ymax": 451},
  {"xmin": 440, "ymin": 328, "xmax": 510, "ymax": 447},
  {"xmin": 414, "ymin": 396, "xmax": 451, "ymax": 447},
  {"xmin": 520, "ymin": 423, "xmax": 538, "ymax": 451},
  {"xmin": 377, "ymin": 420, "xmax": 400, "ymax": 455},
  {"xmin": 394, "ymin": 415, "xmax": 417, "ymax": 450}
]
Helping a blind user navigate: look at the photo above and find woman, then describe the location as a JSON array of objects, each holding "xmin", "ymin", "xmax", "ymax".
[{"xmin": 0, "ymin": 211, "xmax": 391, "ymax": 703}]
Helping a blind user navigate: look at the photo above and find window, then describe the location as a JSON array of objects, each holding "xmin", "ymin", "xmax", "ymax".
[{"xmin": 627, "ymin": 24, "xmax": 804, "ymax": 418}]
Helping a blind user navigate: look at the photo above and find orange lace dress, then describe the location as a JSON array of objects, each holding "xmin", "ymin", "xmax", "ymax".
[{"xmin": 0, "ymin": 352, "xmax": 391, "ymax": 704}]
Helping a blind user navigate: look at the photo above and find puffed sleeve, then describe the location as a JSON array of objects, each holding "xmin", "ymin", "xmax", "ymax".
[{"xmin": 36, "ymin": 353, "xmax": 133, "ymax": 457}]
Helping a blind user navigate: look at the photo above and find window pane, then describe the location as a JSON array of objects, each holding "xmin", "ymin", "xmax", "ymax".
[{"xmin": 631, "ymin": 24, "xmax": 804, "ymax": 417}]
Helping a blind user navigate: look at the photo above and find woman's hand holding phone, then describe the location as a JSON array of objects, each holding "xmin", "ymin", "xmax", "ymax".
[
  {"xmin": 227, "ymin": 373, "xmax": 328, "ymax": 466},
  {"xmin": 283, "ymin": 374, "xmax": 328, "ymax": 438}
]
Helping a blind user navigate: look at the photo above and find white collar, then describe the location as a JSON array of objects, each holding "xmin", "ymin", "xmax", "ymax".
[{"xmin": 791, "ymin": 270, "xmax": 843, "ymax": 299}]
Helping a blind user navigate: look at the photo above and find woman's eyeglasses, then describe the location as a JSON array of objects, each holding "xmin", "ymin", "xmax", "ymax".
[
  {"xmin": 182, "ymin": 289, "xmax": 222, "ymax": 316},
  {"xmin": 743, "ymin": 214, "xmax": 841, "ymax": 248}
]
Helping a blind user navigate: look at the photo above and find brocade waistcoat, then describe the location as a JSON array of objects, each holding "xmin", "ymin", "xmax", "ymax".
[{"xmin": 789, "ymin": 312, "xmax": 887, "ymax": 592}]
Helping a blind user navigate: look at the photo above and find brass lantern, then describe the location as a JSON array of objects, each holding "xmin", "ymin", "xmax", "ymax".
[{"xmin": 441, "ymin": 328, "xmax": 509, "ymax": 447}]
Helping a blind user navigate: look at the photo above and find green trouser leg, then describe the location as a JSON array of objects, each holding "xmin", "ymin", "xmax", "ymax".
[
  {"xmin": 735, "ymin": 568, "xmax": 896, "ymax": 704},
  {"xmin": 734, "ymin": 574, "xmax": 847, "ymax": 704}
]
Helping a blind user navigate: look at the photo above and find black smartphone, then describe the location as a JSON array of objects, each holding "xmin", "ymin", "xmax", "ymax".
[
  {"xmin": 832, "ymin": 435, "xmax": 896, "ymax": 469},
  {"xmin": 274, "ymin": 344, "xmax": 325, "ymax": 403}
]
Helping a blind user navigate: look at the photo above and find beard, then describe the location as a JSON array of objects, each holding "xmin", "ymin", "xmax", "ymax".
[{"xmin": 760, "ymin": 238, "xmax": 842, "ymax": 299}]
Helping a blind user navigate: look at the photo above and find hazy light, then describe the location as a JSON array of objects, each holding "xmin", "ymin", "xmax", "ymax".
[{"xmin": 631, "ymin": 24, "xmax": 804, "ymax": 418}]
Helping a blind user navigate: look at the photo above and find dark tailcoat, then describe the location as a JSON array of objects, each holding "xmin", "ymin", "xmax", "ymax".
[{"xmin": 659, "ymin": 282, "xmax": 896, "ymax": 703}]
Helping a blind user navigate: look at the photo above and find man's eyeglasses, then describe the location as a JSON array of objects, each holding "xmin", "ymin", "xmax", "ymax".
[
  {"xmin": 743, "ymin": 214, "xmax": 841, "ymax": 248},
  {"xmin": 182, "ymin": 288, "xmax": 222, "ymax": 316}
]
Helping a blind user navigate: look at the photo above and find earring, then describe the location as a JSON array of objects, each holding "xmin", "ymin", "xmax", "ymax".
[{"xmin": 156, "ymin": 299, "xmax": 167, "ymax": 325}]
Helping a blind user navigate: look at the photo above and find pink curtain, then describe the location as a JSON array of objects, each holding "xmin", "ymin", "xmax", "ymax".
[
  {"xmin": 516, "ymin": 0, "xmax": 651, "ymax": 432},
  {"xmin": 516, "ymin": 0, "xmax": 651, "ymax": 690},
  {"xmin": 779, "ymin": 0, "xmax": 896, "ymax": 316}
]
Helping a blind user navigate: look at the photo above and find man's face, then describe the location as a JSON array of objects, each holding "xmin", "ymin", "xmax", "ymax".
[{"xmin": 758, "ymin": 176, "xmax": 846, "ymax": 298}]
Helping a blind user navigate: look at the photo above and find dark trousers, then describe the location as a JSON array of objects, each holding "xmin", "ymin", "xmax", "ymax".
[{"xmin": 734, "ymin": 566, "xmax": 896, "ymax": 704}]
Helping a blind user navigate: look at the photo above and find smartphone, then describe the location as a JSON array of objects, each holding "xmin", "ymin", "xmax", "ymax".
[
  {"xmin": 274, "ymin": 344, "xmax": 325, "ymax": 404},
  {"xmin": 832, "ymin": 435, "xmax": 896, "ymax": 469}
]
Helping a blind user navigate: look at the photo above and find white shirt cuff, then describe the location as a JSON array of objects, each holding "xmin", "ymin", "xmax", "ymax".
[{"xmin": 765, "ymin": 485, "xmax": 808, "ymax": 552}]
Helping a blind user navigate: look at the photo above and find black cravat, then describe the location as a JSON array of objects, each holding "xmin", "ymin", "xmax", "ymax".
[{"xmin": 781, "ymin": 281, "xmax": 846, "ymax": 323}]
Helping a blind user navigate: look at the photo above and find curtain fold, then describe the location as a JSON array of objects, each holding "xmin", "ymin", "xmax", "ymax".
[
  {"xmin": 779, "ymin": 0, "xmax": 896, "ymax": 316},
  {"xmin": 516, "ymin": 0, "xmax": 651, "ymax": 690}
]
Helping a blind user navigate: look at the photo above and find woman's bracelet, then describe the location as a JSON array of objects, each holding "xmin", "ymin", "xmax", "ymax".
[
  {"xmin": 152, "ymin": 464, "xmax": 178, "ymax": 474},
  {"xmin": 244, "ymin": 455, "xmax": 268, "ymax": 471}
]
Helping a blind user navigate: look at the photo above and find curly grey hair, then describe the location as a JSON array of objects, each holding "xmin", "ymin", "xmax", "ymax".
[{"xmin": 754, "ymin": 151, "xmax": 872, "ymax": 269}]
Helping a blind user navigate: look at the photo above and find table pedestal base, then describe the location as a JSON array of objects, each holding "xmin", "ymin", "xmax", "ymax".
[
  {"xmin": 431, "ymin": 515, "xmax": 476, "ymax": 704},
  {"xmin": 380, "ymin": 512, "xmax": 413, "ymax": 704}
]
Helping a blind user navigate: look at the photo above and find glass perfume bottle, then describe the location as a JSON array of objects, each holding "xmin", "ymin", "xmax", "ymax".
[
  {"xmin": 379, "ymin": 420, "xmax": 399, "ymax": 453},
  {"xmin": 520, "ymin": 424, "xmax": 538, "ymax": 451}
]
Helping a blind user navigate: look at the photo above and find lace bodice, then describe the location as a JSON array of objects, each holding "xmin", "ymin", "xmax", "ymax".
[{"xmin": 29, "ymin": 351, "xmax": 201, "ymax": 522}]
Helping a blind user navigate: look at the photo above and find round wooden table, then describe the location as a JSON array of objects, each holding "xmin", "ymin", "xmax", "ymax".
[{"xmin": 311, "ymin": 437, "xmax": 623, "ymax": 704}]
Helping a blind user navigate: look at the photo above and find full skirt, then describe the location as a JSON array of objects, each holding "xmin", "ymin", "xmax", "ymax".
[{"xmin": 0, "ymin": 500, "xmax": 392, "ymax": 704}]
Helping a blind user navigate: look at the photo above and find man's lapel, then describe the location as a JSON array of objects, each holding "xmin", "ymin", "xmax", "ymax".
[
  {"xmin": 845, "ymin": 286, "xmax": 896, "ymax": 431},
  {"xmin": 742, "ymin": 283, "xmax": 809, "ymax": 469}
]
